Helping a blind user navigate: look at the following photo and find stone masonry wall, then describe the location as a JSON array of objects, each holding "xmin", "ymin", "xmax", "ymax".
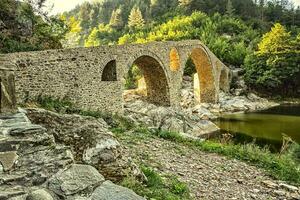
[{"xmin": 1, "ymin": 40, "xmax": 230, "ymax": 113}]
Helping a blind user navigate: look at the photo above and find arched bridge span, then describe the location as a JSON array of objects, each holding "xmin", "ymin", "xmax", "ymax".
[{"xmin": 1, "ymin": 40, "xmax": 231, "ymax": 112}]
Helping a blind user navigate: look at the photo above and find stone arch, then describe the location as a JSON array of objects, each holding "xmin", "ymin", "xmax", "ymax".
[
  {"xmin": 126, "ymin": 54, "xmax": 171, "ymax": 106},
  {"xmin": 188, "ymin": 47, "xmax": 217, "ymax": 103},
  {"xmin": 101, "ymin": 60, "xmax": 117, "ymax": 81}
]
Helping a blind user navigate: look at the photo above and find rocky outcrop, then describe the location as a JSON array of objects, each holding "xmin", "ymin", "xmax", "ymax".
[
  {"xmin": 0, "ymin": 110, "xmax": 73, "ymax": 199},
  {"xmin": 25, "ymin": 108, "xmax": 144, "ymax": 182},
  {"xmin": 0, "ymin": 110, "xmax": 144, "ymax": 199},
  {"xmin": 124, "ymin": 100, "xmax": 220, "ymax": 139}
]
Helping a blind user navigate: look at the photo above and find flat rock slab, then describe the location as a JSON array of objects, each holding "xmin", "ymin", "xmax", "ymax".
[
  {"xmin": 191, "ymin": 120, "xmax": 220, "ymax": 138},
  {"xmin": 0, "ymin": 151, "xmax": 18, "ymax": 171},
  {"xmin": 91, "ymin": 181, "xmax": 145, "ymax": 200},
  {"xmin": 27, "ymin": 189, "xmax": 54, "ymax": 200},
  {"xmin": 48, "ymin": 164, "xmax": 105, "ymax": 196}
]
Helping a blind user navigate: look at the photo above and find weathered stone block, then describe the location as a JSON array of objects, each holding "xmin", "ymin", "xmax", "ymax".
[{"xmin": 0, "ymin": 67, "xmax": 16, "ymax": 114}]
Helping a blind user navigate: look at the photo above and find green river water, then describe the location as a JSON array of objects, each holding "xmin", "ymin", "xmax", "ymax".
[{"xmin": 216, "ymin": 105, "xmax": 300, "ymax": 149}]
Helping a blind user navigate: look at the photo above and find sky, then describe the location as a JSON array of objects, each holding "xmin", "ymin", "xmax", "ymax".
[
  {"xmin": 47, "ymin": 0, "xmax": 92, "ymax": 15},
  {"xmin": 47, "ymin": 0, "xmax": 300, "ymax": 15}
]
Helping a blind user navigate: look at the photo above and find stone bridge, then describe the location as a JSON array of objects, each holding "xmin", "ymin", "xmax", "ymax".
[{"xmin": 0, "ymin": 40, "xmax": 231, "ymax": 113}]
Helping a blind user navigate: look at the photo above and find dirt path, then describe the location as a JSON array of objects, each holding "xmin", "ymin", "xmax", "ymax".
[{"xmin": 118, "ymin": 131, "xmax": 300, "ymax": 200}]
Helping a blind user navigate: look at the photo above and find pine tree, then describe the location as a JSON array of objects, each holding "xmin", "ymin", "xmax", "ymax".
[
  {"xmin": 259, "ymin": 0, "xmax": 265, "ymax": 21},
  {"xmin": 63, "ymin": 16, "xmax": 82, "ymax": 48},
  {"xmin": 258, "ymin": 23, "xmax": 291, "ymax": 54},
  {"xmin": 84, "ymin": 27, "xmax": 101, "ymax": 47},
  {"xmin": 109, "ymin": 7, "xmax": 123, "ymax": 29},
  {"xmin": 128, "ymin": 6, "xmax": 145, "ymax": 29},
  {"xmin": 226, "ymin": 0, "xmax": 235, "ymax": 16}
]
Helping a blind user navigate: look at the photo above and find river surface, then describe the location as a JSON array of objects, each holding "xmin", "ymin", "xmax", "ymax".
[{"xmin": 216, "ymin": 105, "xmax": 300, "ymax": 149}]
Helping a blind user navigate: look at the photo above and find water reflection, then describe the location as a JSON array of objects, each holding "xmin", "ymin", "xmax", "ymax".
[{"xmin": 216, "ymin": 105, "xmax": 300, "ymax": 146}]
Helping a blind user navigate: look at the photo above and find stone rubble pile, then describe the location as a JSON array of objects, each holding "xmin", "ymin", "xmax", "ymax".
[
  {"xmin": 181, "ymin": 76, "xmax": 278, "ymax": 116},
  {"xmin": 0, "ymin": 109, "xmax": 144, "ymax": 200},
  {"xmin": 124, "ymin": 77, "xmax": 278, "ymax": 138},
  {"xmin": 124, "ymin": 100, "xmax": 220, "ymax": 139}
]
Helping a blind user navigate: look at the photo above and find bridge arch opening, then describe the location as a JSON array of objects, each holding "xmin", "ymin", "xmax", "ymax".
[
  {"xmin": 123, "ymin": 55, "xmax": 170, "ymax": 106},
  {"xmin": 102, "ymin": 60, "xmax": 117, "ymax": 81},
  {"xmin": 181, "ymin": 48, "xmax": 216, "ymax": 108}
]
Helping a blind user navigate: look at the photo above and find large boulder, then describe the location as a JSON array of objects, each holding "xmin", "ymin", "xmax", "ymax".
[
  {"xmin": 25, "ymin": 108, "xmax": 118, "ymax": 163},
  {"xmin": 48, "ymin": 164, "xmax": 105, "ymax": 196},
  {"xmin": 25, "ymin": 108, "xmax": 144, "ymax": 182},
  {"xmin": 90, "ymin": 181, "xmax": 145, "ymax": 200},
  {"xmin": 219, "ymin": 92, "xmax": 279, "ymax": 113}
]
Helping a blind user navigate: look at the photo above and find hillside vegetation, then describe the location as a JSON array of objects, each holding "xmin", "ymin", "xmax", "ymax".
[
  {"xmin": 1, "ymin": 0, "xmax": 299, "ymax": 96},
  {"xmin": 61, "ymin": 0, "xmax": 300, "ymax": 96}
]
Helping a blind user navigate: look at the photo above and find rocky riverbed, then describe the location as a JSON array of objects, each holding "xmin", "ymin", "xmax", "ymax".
[
  {"xmin": 1, "ymin": 105, "xmax": 299, "ymax": 200},
  {"xmin": 124, "ymin": 85, "xmax": 278, "ymax": 139}
]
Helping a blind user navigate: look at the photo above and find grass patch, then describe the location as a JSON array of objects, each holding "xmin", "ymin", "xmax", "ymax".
[
  {"xmin": 114, "ymin": 127, "xmax": 300, "ymax": 185},
  {"xmin": 33, "ymin": 96, "xmax": 135, "ymax": 129},
  {"xmin": 121, "ymin": 166, "xmax": 191, "ymax": 200}
]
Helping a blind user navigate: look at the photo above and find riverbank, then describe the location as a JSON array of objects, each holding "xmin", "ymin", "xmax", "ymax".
[
  {"xmin": 114, "ymin": 125, "xmax": 300, "ymax": 199},
  {"xmin": 18, "ymin": 97, "xmax": 300, "ymax": 199},
  {"xmin": 31, "ymin": 96, "xmax": 300, "ymax": 184}
]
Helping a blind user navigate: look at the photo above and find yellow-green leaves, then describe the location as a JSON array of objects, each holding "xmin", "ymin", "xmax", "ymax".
[
  {"xmin": 257, "ymin": 23, "xmax": 291, "ymax": 54},
  {"xmin": 128, "ymin": 6, "xmax": 145, "ymax": 29}
]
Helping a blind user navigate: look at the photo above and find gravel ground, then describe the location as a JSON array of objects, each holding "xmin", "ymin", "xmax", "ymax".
[{"xmin": 118, "ymin": 131, "xmax": 300, "ymax": 200}]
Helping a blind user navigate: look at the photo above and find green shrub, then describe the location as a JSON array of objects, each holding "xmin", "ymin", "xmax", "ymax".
[
  {"xmin": 243, "ymin": 23, "xmax": 300, "ymax": 96},
  {"xmin": 121, "ymin": 166, "xmax": 191, "ymax": 200},
  {"xmin": 244, "ymin": 51, "xmax": 300, "ymax": 96}
]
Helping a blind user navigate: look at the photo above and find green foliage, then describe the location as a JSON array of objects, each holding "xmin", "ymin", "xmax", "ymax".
[
  {"xmin": 124, "ymin": 65, "xmax": 142, "ymax": 89},
  {"xmin": 0, "ymin": 0, "xmax": 66, "ymax": 53},
  {"xmin": 61, "ymin": 0, "xmax": 300, "ymax": 52},
  {"xmin": 258, "ymin": 23, "xmax": 291, "ymax": 54},
  {"xmin": 118, "ymin": 12, "xmax": 255, "ymax": 67},
  {"xmin": 35, "ymin": 96, "xmax": 75, "ymax": 113},
  {"xmin": 244, "ymin": 23, "xmax": 300, "ymax": 96},
  {"xmin": 226, "ymin": 0, "xmax": 235, "ymax": 16},
  {"xmin": 84, "ymin": 24, "xmax": 120, "ymax": 47},
  {"xmin": 121, "ymin": 166, "xmax": 191, "ymax": 200},
  {"xmin": 288, "ymin": 143, "xmax": 300, "ymax": 163}
]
